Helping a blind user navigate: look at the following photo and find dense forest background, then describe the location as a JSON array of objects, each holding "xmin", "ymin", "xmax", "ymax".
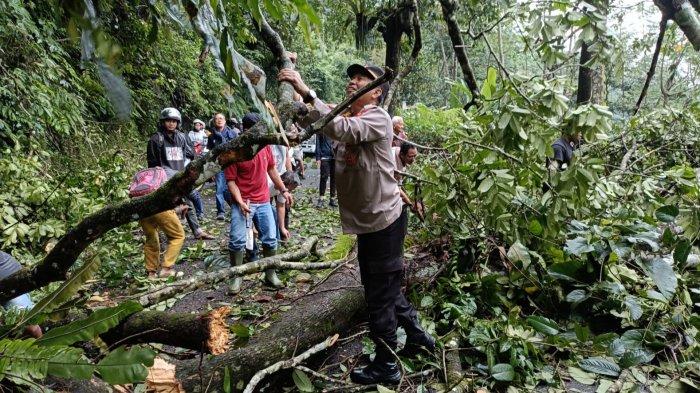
[{"xmin": 1, "ymin": 0, "xmax": 700, "ymax": 392}]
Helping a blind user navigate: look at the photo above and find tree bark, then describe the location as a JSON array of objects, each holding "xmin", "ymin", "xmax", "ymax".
[
  {"xmin": 101, "ymin": 307, "xmax": 231, "ymax": 355},
  {"xmin": 576, "ymin": 42, "xmax": 593, "ymax": 105},
  {"xmin": 175, "ymin": 256, "xmax": 365, "ymax": 392},
  {"xmin": 382, "ymin": 0, "xmax": 421, "ymax": 112},
  {"xmin": 438, "ymin": 0, "xmax": 480, "ymax": 109},
  {"xmin": 654, "ymin": 0, "xmax": 700, "ymax": 50}
]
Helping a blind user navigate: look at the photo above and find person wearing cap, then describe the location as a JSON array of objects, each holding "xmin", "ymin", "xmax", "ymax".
[
  {"xmin": 278, "ymin": 63, "xmax": 434, "ymax": 385},
  {"xmin": 189, "ymin": 119, "xmax": 209, "ymax": 157},
  {"xmin": 391, "ymin": 116, "xmax": 407, "ymax": 148},
  {"xmin": 207, "ymin": 113, "xmax": 239, "ymax": 220},
  {"xmin": 223, "ymin": 112, "xmax": 294, "ymax": 293}
]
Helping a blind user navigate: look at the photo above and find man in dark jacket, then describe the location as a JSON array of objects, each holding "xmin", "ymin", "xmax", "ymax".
[
  {"xmin": 208, "ymin": 112, "xmax": 239, "ymax": 220},
  {"xmin": 147, "ymin": 107, "xmax": 214, "ymax": 240},
  {"xmin": 314, "ymin": 133, "xmax": 336, "ymax": 207}
]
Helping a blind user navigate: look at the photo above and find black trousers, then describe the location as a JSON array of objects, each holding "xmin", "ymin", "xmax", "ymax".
[
  {"xmin": 357, "ymin": 210, "xmax": 422, "ymax": 362},
  {"xmin": 319, "ymin": 160, "xmax": 336, "ymax": 197}
]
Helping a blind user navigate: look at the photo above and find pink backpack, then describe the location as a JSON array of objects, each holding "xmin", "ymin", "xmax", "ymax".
[{"xmin": 128, "ymin": 167, "xmax": 167, "ymax": 198}]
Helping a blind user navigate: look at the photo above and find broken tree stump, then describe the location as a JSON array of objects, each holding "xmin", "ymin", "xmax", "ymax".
[{"xmin": 101, "ymin": 307, "xmax": 231, "ymax": 355}]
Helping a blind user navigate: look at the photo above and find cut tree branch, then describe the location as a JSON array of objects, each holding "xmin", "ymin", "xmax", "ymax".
[
  {"xmin": 438, "ymin": 0, "xmax": 480, "ymax": 109},
  {"xmin": 634, "ymin": 16, "xmax": 669, "ymax": 115},
  {"xmin": 243, "ymin": 334, "xmax": 339, "ymax": 393},
  {"xmin": 101, "ymin": 307, "xmax": 231, "ymax": 355}
]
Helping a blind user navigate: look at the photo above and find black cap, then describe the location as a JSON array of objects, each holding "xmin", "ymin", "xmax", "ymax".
[
  {"xmin": 346, "ymin": 63, "xmax": 390, "ymax": 104},
  {"xmin": 242, "ymin": 112, "xmax": 261, "ymax": 131}
]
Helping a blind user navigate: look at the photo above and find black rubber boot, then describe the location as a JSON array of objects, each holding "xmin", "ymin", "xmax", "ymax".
[
  {"xmin": 227, "ymin": 250, "xmax": 245, "ymax": 294},
  {"xmin": 397, "ymin": 314, "xmax": 436, "ymax": 358},
  {"xmin": 262, "ymin": 248, "xmax": 283, "ymax": 288},
  {"xmin": 351, "ymin": 343, "xmax": 401, "ymax": 385}
]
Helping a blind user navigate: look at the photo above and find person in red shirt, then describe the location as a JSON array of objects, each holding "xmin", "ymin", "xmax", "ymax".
[{"xmin": 225, "ymin": 113, "xmax": 293, "ymax": 293}]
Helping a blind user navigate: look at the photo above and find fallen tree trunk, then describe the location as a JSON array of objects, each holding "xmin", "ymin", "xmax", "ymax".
[
  {"xmin": 175, "ymin": 255, "xmax": 365, "ymax": 392},
  {"xmin": 101, "ymin": 307, "xmax": 231, "ymax": 355}
]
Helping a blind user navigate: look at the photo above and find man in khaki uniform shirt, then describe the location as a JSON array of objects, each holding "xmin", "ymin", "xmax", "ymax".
[{"xmin": 279, "ymin": 63, "xmax": 434, "ymax": 386}]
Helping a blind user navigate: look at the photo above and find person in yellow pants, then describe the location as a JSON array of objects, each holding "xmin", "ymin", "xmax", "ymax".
[{"xmin": 139, "ymin": 209, "xmax": 185, "ymax": 278}]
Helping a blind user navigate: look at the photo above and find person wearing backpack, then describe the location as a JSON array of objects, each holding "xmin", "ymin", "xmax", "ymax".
[{"xmin": 147, "ymin": 108, "xmax": 214, "ymax": 241}]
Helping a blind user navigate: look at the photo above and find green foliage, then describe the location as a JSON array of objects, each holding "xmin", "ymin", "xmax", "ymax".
[
  {"xmin": 95, "ymin": 346, "xmax": 156, "ymax": 385},
  {"xmin": 401, "ymin": 104, "xmax": 464, "ymax": 147},
  {"xmin": 36, "ymin": 301, "xmax": 142, "ymax": 347},
  {"xmin": 2, "ymin": 255, "xmax": 102, "ymax": 337},
  {"xmin": 0, "ymin": 302, "xmax": 155, "ymax": 388},
  {"xmin": 403, "ymin": 25, "xmax": 700, "ymax": 388}
]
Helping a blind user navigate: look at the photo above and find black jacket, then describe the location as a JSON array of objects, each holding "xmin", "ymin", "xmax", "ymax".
[{"xmin": 146, "ymin": 129, "xmax": 194, "ymax": 171}]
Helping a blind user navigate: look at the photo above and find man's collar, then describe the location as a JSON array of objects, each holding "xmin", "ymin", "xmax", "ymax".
[{"xmin": 350, "ymin": 104, "xmax": 378, "ymax": 116}]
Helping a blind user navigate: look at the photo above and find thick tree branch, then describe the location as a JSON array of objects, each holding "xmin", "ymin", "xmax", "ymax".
[
  {"xmin": 438, "ymin": 0, "xmax": 480, "ymax": 109},
  {"xmin": 634, "ymin": 16, "xmax": 669, "ymax": 115},
  {"xmin": 382, "ymin": 0, "xmax": 422, "ymax": 111},
  {"xmin": 101, "ymin": 307, "xmax": 231, "ymax": 355},
  {"xmin": 654, "ymin": 0, "xmax": 700, "ymax": 50}
]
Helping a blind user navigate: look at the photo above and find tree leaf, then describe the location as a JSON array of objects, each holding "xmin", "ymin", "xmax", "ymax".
[
  {"xmin": 527, "ymin": 315, "xmax": 559, "ymax": 335},
  {"xmin": 20, "ymin": 255, "xmax": 101, "ymax": 327},
  {"xmin": 655, "ymin": 205, "xmax": 679, "ymax": 223},
  {"xmin": 292, "ymin": 368, "xmax": 314, "ymax": 392},
  {"xmin": 46, "ymin": 347, "xmax": 94, "ymax": 380},
  {"xmin": 376, "ymin": 385, "xmax": 396, "ymax": 393},
  {"xmin": 96, "ymin": 346, "xmax": 155, "ymax": 385},
  {"xmin": 619, "ymin": 348, "xmax": 654, "ymax": 368},
  {"xmin": 644, "ymin": 258, "xmax": 677, "ymax": 300},
  {"xmin": 623, "ymin": 296, "xmax": 642, "ymax": 321},
  {"xmin": 674, "ymin": 239, "xmax": 691, "ymax": 265},
  {"xmin": 578, "ymin": 357, "xmax": 620, "ymax": 377},
  {"xmin": 491, "ymin": 363, "xmax": 514, "ymax": 381},
  {"xmin": 507, "ymin": 241, "xmax": 531, "ymax": 268},
  {"xmin": 565, "ymin": 237, "xmax": 594, "ymax": 256},
  {"xmin": 568, "ymin": 366, "xmax": 596, "ymax": 385},
  {"xmin": 478, "ymin": 177, "xmax": 494, "ymax": 193},
  {"xmin": 566, "ymin": 289, "xmax": 589, "ymax": 304},
  {"xmin": 37, "ymin": 301, "xmax": 142, "ymax": 346}
]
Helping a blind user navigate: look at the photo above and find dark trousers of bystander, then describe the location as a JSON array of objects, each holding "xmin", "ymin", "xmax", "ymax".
[
  {"xmin": 319, "ymin": 160, "xmax": 336, "ymax": 198},
  {"xmin": 357, "ymin": 210, "xmax": 424, "ymax": 363}
]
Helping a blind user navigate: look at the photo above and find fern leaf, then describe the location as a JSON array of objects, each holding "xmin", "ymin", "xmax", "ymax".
[
  {"xmin": 10, "ymin": 255, "xmax": 101, "ymax": 333},
  {"xmin": 46, "ymin": 347, "xmax": 94, "ymax": 380},
  {"xmin": 0, "ymin": 339, "xmax": 94, "ymax": 385},
  {"xmin": 96, "ymin": 345, "xmax": 156, "ymax": 385},
  {"xmin": 37, "ymin": 301, "xmax": 142, "ymax": 347}
]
